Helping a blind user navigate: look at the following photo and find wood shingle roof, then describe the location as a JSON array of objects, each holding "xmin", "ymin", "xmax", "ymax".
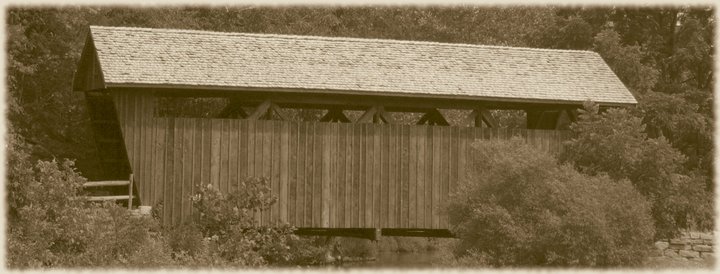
[{"xmin": 83, "ymin": 25, "xmax": 637, "ymax": 106}]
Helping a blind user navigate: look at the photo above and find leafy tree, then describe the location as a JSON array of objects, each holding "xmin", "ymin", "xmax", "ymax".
[
  {"xmin": 561, "ymin": 102, "xmax": 713, "ymax": 238},
  {"xmin": 447, "ymin": 138, "xmax": 654, "ymax": 267}
]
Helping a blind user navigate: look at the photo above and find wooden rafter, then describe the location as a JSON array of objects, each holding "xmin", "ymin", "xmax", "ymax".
[
  {"xmin": 356, "ymin": 106, "xmax": 377, "ymax": 123},
  {"xmin": 218, "ymin": 98, "xmax": 248, "ymax": 118},
  {"xmin": 247, "ymin": 100, "xmax": 272, "ymax": 120},
  {"xmin": 247, "ymin": 100, "xmax": 288, "ymax": 120},
  {"xmin": 269, "ymin": 102, "xmax": 288, "ymax": 121},
  {"xmin": 479, "ymin": 108, "xmax": 497, "ymax": 128},
  {"xmin": 374, "ymin": 106, "xmax": 395, "ymax": 124},
  {"xmin": 465, "ymin": 107, "xmax": 497, "ymax": 128},
  {"xmin": 320, "ymin": 108, "xmax": 351, "ymax": 123},
  {"xmin": 417, "ymin": 109, "xmax": 449, "ymax": 126}
]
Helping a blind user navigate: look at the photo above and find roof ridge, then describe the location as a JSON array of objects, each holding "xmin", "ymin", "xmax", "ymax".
[{"xmin": 89, "ymin": 25, "xmax": 596, "ymax": 54}]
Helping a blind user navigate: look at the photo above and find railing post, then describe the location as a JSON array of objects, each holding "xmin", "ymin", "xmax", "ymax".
[{"xmin": 128, "ymin": 173, "xmax": 134, "ymax": 210}]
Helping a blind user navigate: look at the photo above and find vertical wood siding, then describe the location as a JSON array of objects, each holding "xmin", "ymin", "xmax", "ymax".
[{"xmin": 113, "ymin": 91, "xmax": 572, "ymax": 228}]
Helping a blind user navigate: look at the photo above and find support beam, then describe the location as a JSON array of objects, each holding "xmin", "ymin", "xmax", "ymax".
[
  {"xmin": 320, "ymin": 108, "xmax": 351, "ymax": 123},
  {"xmin": 269, "ymin": 102, "xmax": 289, "ymax": 121},
  {"xmin": 380, "ymin": 228, "xmax": 455, "ymax": 238},
  {"xmin": 479, "ymin": 108, "xmax": 497, "ymax": 128},
  {"xmin": 356, "ymin": 106, "xmax": 377, "ymax": 123},
  {"xmin": 294, "ymin": 228, "xmax": 380, "ymax": 240},
  {"xmin": 465, "ymin": 107, "xmax": 497, "ymax": 128},
  {"xmin": 417, "ymin": 109, "xmax": 449, "ymax": 126},
  {"xmin": 247, "ymin": 100, "xmax": 273, "ymax": 120},
  {"xmin": 374, "ymin": 106, "xmax": 395, "ymax": 124},
  {"xmin": 218, "ymin": 98, "xmax": 249, "ymax": 118}
]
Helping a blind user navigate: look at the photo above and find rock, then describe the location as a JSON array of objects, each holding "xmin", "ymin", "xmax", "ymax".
[
  {"xmin": 701, "ymin": 252, "xmax": 714, "ymax": 259},
  {"xmin": 690, "ymin": 239, "xmax": 704, "ymax": 244},
  {"xmin": 670, "ymin": 238, "xmax": 688, "ymax": 245},
  {"xmin": 693, "ymin": 245, "xmax": 713, "ymax": 252},
  {"xmin": 703, "ymin": 239, "xmax": 714, "ymax": 245},
  {"xmin": 664, "ymin": 249, "xmax": 679, "ymax": 258},
  {"xmin": 690, "ymin": 232, "xmax": 701, "ymax": 239},
  {"xmin": 669, "ymin": 243, "xmax": 690, "ymax": 250},
  {"xmin": 648, "ymin": 249, "xmax": 664, "ymax": 257},
  {"xmin": 679, "ymin": 250, "xmax": 700, "ymax": 258},
  {"xmin": 700, "ymin": 233, "xmax": 714, "ymax": 240},
  {"xmin": 654, "ymin": 241, "xmax": 669, "ymax": 250}
]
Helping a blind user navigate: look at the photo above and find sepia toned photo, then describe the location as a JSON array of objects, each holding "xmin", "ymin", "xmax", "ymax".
[{"xmin": 5, "ymin": 3, "xmax": 715, "ymax": 270}]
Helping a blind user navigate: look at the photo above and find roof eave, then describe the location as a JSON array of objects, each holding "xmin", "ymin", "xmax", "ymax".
[{"xmin": 104, "ymin": 82, "xmax": 637, "ymax": 108}]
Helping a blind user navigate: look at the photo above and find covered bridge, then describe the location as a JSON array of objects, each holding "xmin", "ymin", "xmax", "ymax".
[{"xmin": 74, "ymin": 26, "xmax": 636, "ymax": 237}]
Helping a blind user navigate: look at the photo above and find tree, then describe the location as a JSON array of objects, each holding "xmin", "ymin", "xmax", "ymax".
[
  {"xmin": 447, "ymin": 138, "xmax": 654, "ymax": 266},
  {"xmin": 561, "ymin": 102, "xmax": 713, "ymax": 238}
]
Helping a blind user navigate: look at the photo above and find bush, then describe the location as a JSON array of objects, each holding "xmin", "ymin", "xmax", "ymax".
[
  {"xmin": 560, "ymin": 102, "xmax": 713, "ymax": 238},
  {"xmin": 190, "ymin": 179, "xmax": 322, "ymax": 267},
  {"xmin": 6, "ymin": 132, "xmax": 174, "ymax": 268},
  {"xmin": 446, "ymin": 138, "xmax": 654, "ymax": 267}
]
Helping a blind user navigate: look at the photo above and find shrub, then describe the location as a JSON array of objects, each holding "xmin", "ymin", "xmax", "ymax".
[
  {"xmin": 560, "ymin": 101, "xmax": 713, "ymax": 238},
  {"xmin": 446, "ymin": 138, "xmax": 654, "ymax": 267},
  {"xmin": 190, "ymin": 179, "xmax": 313, "ymax": 267},
  {"xmin": 7, "ymin": 134, "xmax": 171, "ymax": 268}
]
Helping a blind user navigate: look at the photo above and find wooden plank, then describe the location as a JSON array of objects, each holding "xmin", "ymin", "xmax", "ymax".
[
  {"xmin": 191, "ymin": 118, "xmax": 202, "ymax": 220},
  {"xmin": 239, "ymin": 120, "xmax": 248, "ymax": 179},
  {"xmin": 408, "ymin": 125, "xmax": 417, "ymax": 228},
  {"xmin": 133, "ymin": 94, "xmax": 141, "ymax": 189},
  {"xmin": 337, "ymin": 124, "xmax": 347, "ymax": 228},
  {"xmin": 331, "ymin": 123, "xmax": 339, "ymax": 228},
  {"xmin": 210, "ymin": 120, "xmax": 221, "ymax": 190},
  {"xmin": 221, "ymin": 120, "xmax": 230, "ymax": 195},
  {"xmin": 313, "ymin": 123, "xmax": 323, "ymax": 228},
  {"xmin": 260, "ymin": 121, "xmax": 271, "ymax": 225},
  {"xmin": 320, "ymin": 122, "xmax": 330, "ymax": 228},
  {"xmin": 172, "ymin": 118, "xmax": 183, "ymax": 225},
  {"xmin": 351, "ymin": 124, "xmax": 360, "ymax": 228},
  {"xmin": 153, "ymin": 118, "xmax": 166, "ymax": 204},
  {"xmin": 287, "ymin": 122, "xmax": 298, "ymax": 225},
  {"xmin": 298, "ymin": 122, "xmax": 308, "ymax": 227},
  {"xmin": 280, "ymin": 121, "xmax": 289, "ymax": 223},
  {"xmin": 182, "ymin": 118, "xmax": 193, "ymax": 223},
  {"xmin": 401, "ymin": 125, "xmax": 410, "ymax": 228},
  {"xmin": 271, "ymin": 121, "xmax": 281, "ymax": 224},
  {"xmin": 441, "ymin": 126, "xmax": 450, "ymax": 228},
  {"xmin": 416, "ymin": 125, "xmax": 426, "ymax": 228},
  {"xmin": 229, "ymin": 120, "xmax": 239, "ymax": 194},
  {"xmin": 424, "ymin": 126, "xmax": 433, "ymax": 228},
  {"xmin": 88, "ymin": 195, "xmax": 135, "ymax": 201},
  {"xmin": 364, "ymin": 124, "xmax": 373, "ymax": 228},
  {"xmin": 385, "ymin": 125, "xmax": 395, "ymax": 228},
  {"xmin": 343, "ymin": 124, "xmax": 352, "ymax": 228},
  {"xmin": 137, "ymin": 95, "xmax": 147, "ymax": 207},
  {"xmin": 432, "ymin": 126, "xmax": 440, "ymax": 229},
  {"xmin": 380, "ymin": 124, "xmax": 388, "ymax": 228},
  {"xmin": 373, "ymin": 124, "xmax": 381, "ymax": 227},
  {"xmin": 201, "ymin": 119, "xmax": 212, "ymax": 224},
  {"xmin": 449, "ymin": 126, "xmax": 459, "ymax": 228},
  {"xmin": 84, "ymin": 180, "xmax": 130, "ymax": 187}
]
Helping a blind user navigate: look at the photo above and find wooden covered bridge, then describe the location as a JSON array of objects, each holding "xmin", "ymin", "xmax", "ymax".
[{"xmin": 74, "ymin": 26, "xmax": 636, "ymax": 238}]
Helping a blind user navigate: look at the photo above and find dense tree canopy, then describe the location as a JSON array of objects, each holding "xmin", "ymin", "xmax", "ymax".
[{"xmin": 7, "ymin": 6, "xmax": 714, "ymax": 187}]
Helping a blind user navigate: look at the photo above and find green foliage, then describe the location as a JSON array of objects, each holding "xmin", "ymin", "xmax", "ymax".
[
  {"xmin": 561, "ymin": 102, "xmax": 713, "ymax": 238},
  {"xmin": 446, "ymin": 138, "xmax": 655, "ymax": 267},
  {"xmin": 638, "ymin": 91, "xmax": 713, "ymax": 177},
  {"xmin": 593, "ymin": 28, "xmax": 659, "ymax": 95},
  {"xmin": 189, "ymin": 179, "xmax": 328, "ymax": 267}
]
